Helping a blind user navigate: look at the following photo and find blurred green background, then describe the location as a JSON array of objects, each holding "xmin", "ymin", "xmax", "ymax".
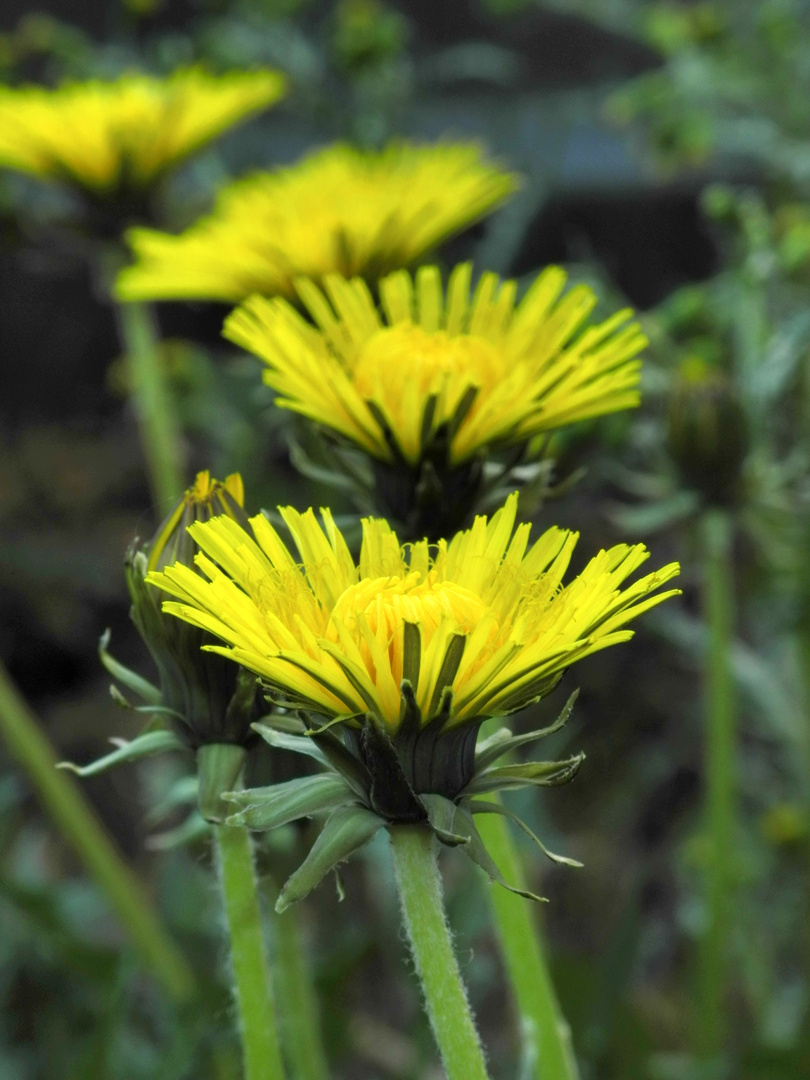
[{"xmin": 1, "ymin": 1, "xmax": 809, "ymax": 1077}]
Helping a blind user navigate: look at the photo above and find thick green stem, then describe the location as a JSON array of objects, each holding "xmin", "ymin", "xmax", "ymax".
[
  {"xmin": 0, "ymin": 660, "xmax": 193, "ymax": 999},
  {"xmin": 476, "ymin": 810, "xmax": 579, "ymax": 1080},
  {"xmin": 215, "ymin": 825, "xmax": 286, "ymax": 1080},
  {"xmin": 389, "ymin": 824, "xmax": 491, "ymax": 1080},
  {"xmin": 696, "ymin": 510, "xmax": 736, "ymax": 1056},
  {"xmin": 273, "ymin": 899, "xmax": 330, "ymax": 1080},
  {"xmin": 116, "ymin": 299, "xmax": 184, "ymax": 510}
]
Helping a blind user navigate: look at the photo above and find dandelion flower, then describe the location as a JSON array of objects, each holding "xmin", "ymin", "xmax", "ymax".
[
  {"xmin": 224, "ymin": 263, "xmax": 646, "ymax": 468},
  {"xmin": 148, "ymin": 492, "xmax": 680, "ymax": 900},
  {"xmin": 115, "ymin": 141, "xmax": 518, "ymax": 302},
  {"xmin": 0, "ymin": 67, "xmax": 286, "ymax": 194}
]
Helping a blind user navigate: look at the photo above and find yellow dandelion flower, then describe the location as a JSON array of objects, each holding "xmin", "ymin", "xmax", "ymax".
[
  {"xmin": 114, "ymin": 141, "xmax": 518, "ymax": 301},
  {"xmin": 0, "ymin": 67, "xmax": 286, "ymax": 193},
  {"xmin": 222, "ymin": 263, "xmax": 646, "ymax": 468},
  {"xmin": 150, "ymin": 492, "xmax": 679, "ymax": 898},
  {"xmin": 148, "ymin": 491, "xmax": 679, "ymax": 752}
]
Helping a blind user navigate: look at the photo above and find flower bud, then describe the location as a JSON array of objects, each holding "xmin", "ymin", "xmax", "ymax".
[
  {"xmin": 129, "ymin": 471, "xmax": 261, "ymax": 759},
  {"xmin": 667, "ymin": 358, "xmax": 748, "ymax": 505}
]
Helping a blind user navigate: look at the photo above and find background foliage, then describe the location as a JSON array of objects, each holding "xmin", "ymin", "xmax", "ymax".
[{"xmin": 1, "ymin": 1, "xmax": 808, "ymax": 1077}]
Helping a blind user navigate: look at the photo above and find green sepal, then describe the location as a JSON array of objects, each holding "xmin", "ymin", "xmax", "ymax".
[
  {"xmin": 308, "ymin": 725, "xmax": 373, "ymax": 801},
  {"xmin": 426, "ymin": 635, "xmax": 466, "ymax": 718},
  {"xmin": 463, "ymin": 752, "xmax": 585, "ymax": 797},
  {"xmin": 397, "ymin": 678, "xmax": 422, "ymax": 741},
  {"xmin": 276, "ymin": 805, "xmax": 384, "ymax": 912},
  {"xmin": 252, "ymin": 723, "xmax": 330, "ymax": 768},
  {"xmin": 446, "ymin": 385, "xmax": 479, "ymax": 442},
  {"xmin": 98, "ymin": 628, "xmax": 161, "ymax": 705},
  {"xmin": 224, "ymin": 774, "xmax": 356, "ymax": 830},
  {"xmin": 419, "ymin": 793, "xmax": 471, "ymax": 847},
  {"xmin": 401, "ymin": 624, "xmax": 422, "ymax": 698},
  {"xmin": 57, "ymin": 729, "xmax": 184, "ymax": 777},
  {"xmin": 254, "ymin": 711, "xmax": 307, "ymax": 735},
  {"xmin": 361, "ymin": 716, "xmax": 425, "ymax": 822},
  {"xmin": 196, "ymin": 743, "xmax": 247, "ymax": 824},
  {"xmin": 474, "ymin": 690, "xmax": 579, "ymax": 772},
  {"xmin": 469, "ymin": 799, "xmax": 583, "ymax": 868},
  {"xmin": 439, "ymin": 803, "xmax": 547, "ymax": 903},
  {"xmin": 418, "ymin": 394, "xmax": 439, "ymax": 454}
]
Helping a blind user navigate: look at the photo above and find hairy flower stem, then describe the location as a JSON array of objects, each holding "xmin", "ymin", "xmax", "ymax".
[
  {"xmin": 116, "ymin": 299, "xmax": 184, "ymax": 511},
  {"xmin": 476, "ymin": 810, "xmax": 579, "ymax": 1080},
  {"xmin": 215, "ymin": 825, "xmax": 286, "ymax": 1080},
  {"xmin": 0, "ymin": 660, "xmax": 193, "ymax": 999},
  {"xmin": 390, "ymin": 825, "xmax": 491, "ymax": 1080},
  {"xmin": 696, "ymin": 510, "xmax": 736, "ymax": 1056}
]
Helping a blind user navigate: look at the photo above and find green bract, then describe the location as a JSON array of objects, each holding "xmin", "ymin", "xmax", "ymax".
[{"xmin": 225, "ymin": 691, "xmax": 583, "ymax": 912}]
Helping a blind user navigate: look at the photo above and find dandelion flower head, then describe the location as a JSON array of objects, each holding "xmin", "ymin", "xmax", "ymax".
[
  {"xmin": 0, "ymin": 67, "xmax": 286, "ymax": 193},
  {"xmin": 223, "ymin": 263, "xmax": 647, "ymax": 466},
  {"xmin": 147, "ymin": 493, "xmax": 680, "ymax": 734},
  {"xmin": 115, "ymin": 141, "xmax": 518, "ymax": 302}
]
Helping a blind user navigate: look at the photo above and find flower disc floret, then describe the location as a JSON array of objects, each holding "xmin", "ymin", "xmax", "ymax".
[
  {"xmin": 0, "ymin": 67, "xmax": 286, "ymax": 193},
  {"xmin": 115, "ymin": 141, "xmax": 517, "ymax": 301},
  {"xmin": 221, "ymin": 263, "xmax": 647, "ymax": 467},
  {"xmin": 147, "ymin": 493, "xmax": 680, "ymax": 736}
]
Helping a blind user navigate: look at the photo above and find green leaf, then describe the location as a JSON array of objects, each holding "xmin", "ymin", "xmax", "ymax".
[
  {"xmin": 98, "ymin": 628, "xmax": 162, "ymax": 705},
  {"xmin": 225, "ymin": 774, "xmax": 356, "ymax": 830},
  {"xmin": 469, "ymin": 799, "xmax": 583, "ymax": 868},
  {"xmin": 56, "ymin": 729, "xmax": 184, "ymax": 777},
  {"xmin": 474, "ymin": 690, "xmax": 579, "ymax": 772},
  {"xmin": 276, "ymin": 805, "xmax": 384, "ymax": 912},
  {"xmin": 419, "ymin": 794, "xmax": 470, "ymax": 846},
  {"xmin": 462, "ymin": 752, "xmax": 585, "ymax": 796},
  {"xmin": 450, "ymin": 804, "xmax": 547, "ymax": 903}
]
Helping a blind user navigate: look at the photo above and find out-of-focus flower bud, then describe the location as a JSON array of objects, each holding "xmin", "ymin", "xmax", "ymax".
[
  {"xmin": 333, "ymin": 0, "xmax": 406, "ymax": 72},
  {"xmin": 667, "ymin": 358, "xmax": 748, "ymax": 505}
]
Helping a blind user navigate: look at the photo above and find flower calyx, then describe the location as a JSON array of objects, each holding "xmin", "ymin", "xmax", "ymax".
[{"xmin": 224, "ymin": 689, "xmax": 584, "ymax": 912}]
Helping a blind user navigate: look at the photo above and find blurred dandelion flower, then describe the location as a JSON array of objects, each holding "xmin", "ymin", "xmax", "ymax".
[
  {"xmin": 0, "ymin": 67, "xmax": 286, "ymax": 194},
  {"xmin": 148, "ymin": 492, "xmax": 680, "ymax": 902},
  {"xmin": 225, "ymin": 262, "xmax": 645, "ymax": 464},
  {"xmin": 115, "ymin": 142, "xmax": 518, "ymax": 301}
]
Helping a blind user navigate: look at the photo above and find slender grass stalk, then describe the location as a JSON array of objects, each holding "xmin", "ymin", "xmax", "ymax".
[
  {"xmin": 696, "ymin": 509, "xmax": 736, "ymax": 1056},
  {"xmin": 475, "ymin": 809, "xmax": 579, "ymax": 1080},
  {"xmin": 273, "ymin": 897, "xmax": 330, "ymax": 1080},
  {"xmin": 116, "ymin": 299, "xmax": 184, "ymax": 510},
  {"xmin": 215, "ymin": 824, "xmax": 286, "ymax": 1080},
  {"xmin": 389, "ymin": 824, "xmax": 491, "ymax": 1080},
  {"xmin": 0, "ymin": 660, "xmax": 194, "ymax": 999}
]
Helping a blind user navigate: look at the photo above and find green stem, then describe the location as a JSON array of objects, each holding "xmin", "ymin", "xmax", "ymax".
[
  {"xmin": 116, "ymin": 299, "xmax": 184, "ymax": 510},
  {"xmin": 389, "ymin": 824, "xmax": 491, "ymax": 1080},
  {"xmin": 696, "ymin": 509, "xmax": 736, "ymax": 1057},
  {"xmin": 215, "ymin": 825, "xmax": 286, "ymax": 1080},
  {"xmin": 476, "ymin": 809, "xmax": 579, "ymax": 1080},
  {"xmin": 273, "ymin": 896, "xmax": 330, "ymax": 1080},
  {"xmin": 0, "ymin": 660, "xmax": 193, "ymax": 999}
]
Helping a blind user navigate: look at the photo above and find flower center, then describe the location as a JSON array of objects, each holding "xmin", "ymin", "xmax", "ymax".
[
  {"xmin": 351, "ymin": 326, "xmax": 502, "ymax": 452},
  {"xmin": 328, "ymin": 572, "xmax": 490, "ymax": 690}
]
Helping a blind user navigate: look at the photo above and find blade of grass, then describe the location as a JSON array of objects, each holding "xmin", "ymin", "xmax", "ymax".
[{"xmin": 0, "ymin": 659, "xmax": 194, "ymax": 999}]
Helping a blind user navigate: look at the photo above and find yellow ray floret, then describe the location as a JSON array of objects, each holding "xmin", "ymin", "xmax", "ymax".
[
  {"xmin": 147, "ymin": 493, "xmax": 680, "ymax": 732},
  {"xmin": 0, "ymin": 67, "xmax": 286, "ymax": 193},
  {"xmin": 221, "ymin": 263, "xmax": 646, "ymax": 465},
  {"xmin": 115, "ymin": 141, "xmax": 518, "ymax": 301}
]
